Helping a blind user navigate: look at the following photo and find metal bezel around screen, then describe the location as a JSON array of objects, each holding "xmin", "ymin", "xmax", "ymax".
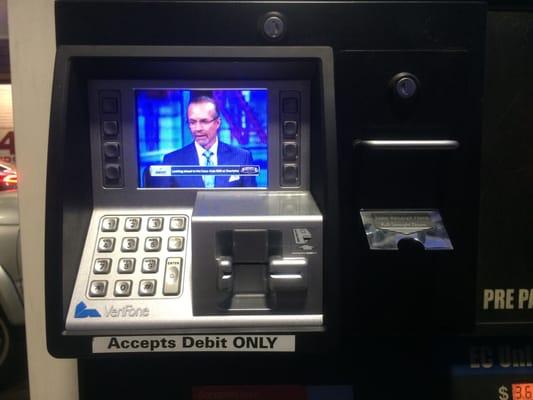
[{"xmin": 89, "ymin": 80, "xmax": 310, "ymax": 209}]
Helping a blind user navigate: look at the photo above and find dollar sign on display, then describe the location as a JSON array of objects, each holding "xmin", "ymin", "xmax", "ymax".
[{"xmin": 499, "ymin": 385, "xmax": 509, "ymax": 400}]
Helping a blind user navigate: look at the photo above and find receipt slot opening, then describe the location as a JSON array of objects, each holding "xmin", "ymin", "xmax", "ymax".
[{"xmin": 347, "ymin": 136, "xmax": 478, "ymax": 334}]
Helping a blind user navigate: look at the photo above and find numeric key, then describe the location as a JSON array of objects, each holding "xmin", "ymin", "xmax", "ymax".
[
  {"xmin": 139, "ymin": 280, "xmax": 157, "ymax": 296},
  {"xmin": 114, "ymin": 280, "xmax": 132, "ymax": 297},
  {"xmin": 101, "ymin": 217, "xmax": 119, "ymax": 232},
  {"xmin": 124, "ymin": 217, "xmax": 141, "ymax": 231},
  {"xmin": 118, "ymin": 258, "xmax": 135, "ymax": 274},
  {"xmin": 169, "ymin": 217, "xmax": 186, "ymax": 231},
  {"xmin": 145, "ymin": 237, "xmax": 162, "ymax": 252},
  {"xmin": 94, "ymin": 258, "xmax": 112, "ymax": 274},
  {"xmin": 147, "ymin": 217, "xmax": 164, "ymax": 231},
  {"xmin": 142, "ymin": 258, "xmax": 159, "ymax": 273},
  {"xmin": 98, "ymin": 237, "xmax": 115, "ymax": 252},
  {"xmin": 89, "ymin": 280, "xmax": 108, "ymax": 297},
  {"xmin": 121, "ymin": 237, "xmax": 139, "ymax": 252},
  {"xmin": 168, "ymin": 236, "xmax": 185, "ymax": 251}
]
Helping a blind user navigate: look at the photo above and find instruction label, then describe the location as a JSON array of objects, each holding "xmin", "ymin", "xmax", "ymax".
[{"xmin": 93, "ymin": 335, "xmax": 295, "ymax": 353}]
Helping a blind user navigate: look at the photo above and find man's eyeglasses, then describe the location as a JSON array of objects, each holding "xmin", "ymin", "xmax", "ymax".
[{"xmin": 187, "ymin": 117, "xmax": 218, "ymax": 127}]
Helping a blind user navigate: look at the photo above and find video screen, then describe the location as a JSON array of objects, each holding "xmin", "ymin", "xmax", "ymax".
[{"xmin": 136, "ymin": 88, "xmax": 268, "ymax": 189}]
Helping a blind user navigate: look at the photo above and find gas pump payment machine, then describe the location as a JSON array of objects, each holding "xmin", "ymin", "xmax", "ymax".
[{"xmin": 44, "ymin": 1, "xmax": 488, "ymax": 397}]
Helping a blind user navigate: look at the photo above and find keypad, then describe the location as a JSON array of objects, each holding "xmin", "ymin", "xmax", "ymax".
[{"xmin": 87, "ymin": 214, "xmax": 188, "ymax": 299}]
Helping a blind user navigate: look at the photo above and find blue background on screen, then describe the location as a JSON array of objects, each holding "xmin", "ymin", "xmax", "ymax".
[{"xmin": 136, "ymin": 89, "xmax": 268, "ymax": 188}]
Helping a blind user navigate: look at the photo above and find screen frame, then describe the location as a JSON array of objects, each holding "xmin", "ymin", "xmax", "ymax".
[{"xmin": 89, "ymin": 79, "xmax": 310, "ymax": 208}]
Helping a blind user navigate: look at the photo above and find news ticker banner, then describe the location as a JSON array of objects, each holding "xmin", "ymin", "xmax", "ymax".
[
  {"xmin": 93, "ymin": 335, "xmax": 295, "ymax": 353},
  {"xmin": 150, "ymin": 165, "xmax": 260, "ymax": 177}
]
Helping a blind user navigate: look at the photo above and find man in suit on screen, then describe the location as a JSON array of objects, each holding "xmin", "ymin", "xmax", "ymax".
[{"xmin": 155, "ymin": 96, "xmax": 257, "ymax": 188}]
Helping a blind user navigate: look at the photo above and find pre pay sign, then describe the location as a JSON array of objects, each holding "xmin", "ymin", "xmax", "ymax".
[{"xmin": 483, "ymin": 288, "xmax": 533, "ymax": 310}]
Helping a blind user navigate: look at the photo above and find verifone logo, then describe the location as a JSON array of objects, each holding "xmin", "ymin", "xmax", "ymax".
[{"xmin": 104, "ymin": 305, "xmax": 150, "ymax": 318}]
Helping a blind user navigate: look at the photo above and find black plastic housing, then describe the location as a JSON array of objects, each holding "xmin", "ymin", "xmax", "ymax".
[{"xmin": 47, "ymin": 0, "xmax": 487, "ymax": 395}]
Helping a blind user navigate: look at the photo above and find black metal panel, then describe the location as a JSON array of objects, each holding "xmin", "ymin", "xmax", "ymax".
[
  {"xmin": 55, "ymin": 1, "xmax": 484, "ymax": 49},
  {"xmin": 45, "ymin": 1, "xmax": 491, "ymax": 396},
  {"xmin": 46, "ymin": 52, "xmax": 94, "ymax": 356},
  {"xmin": 476, "ymin": 11, "xmax": 533, "ymax": 330}
]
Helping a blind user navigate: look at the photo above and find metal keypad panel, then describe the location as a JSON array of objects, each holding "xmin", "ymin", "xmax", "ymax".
[{"xmin": 87, "ymin": 215, "xmax": 188, "ymax": 299}]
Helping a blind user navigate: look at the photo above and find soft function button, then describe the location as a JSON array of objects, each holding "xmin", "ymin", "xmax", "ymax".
[
  {"xmin": 101, "ymin": 217, "xmax": 119, "ymax": 232},
  {"xmin": 98, "ymin": 237, "xmax": 115, "ymax": 252},
  {"xmin": 164, "ymin": 257, "xmax": 182, "ymax": 295},
  {"xmin": 103, "ymin": 142, "xmax": 120, "ymax": 160},
  {"xmin": 147, "ymin": 217, "xmax": 164, "ymax": 231},
  {"xmin": 121, "ymin": 237, "xmax": 139, "ymax": 252},
  {"xmin": 283, "ymin": 142, "xmax": 298, "ymax": 161},
  {"xmin": 283, "ymin": 163, "xmax": 299, "ymax": 185},
  {"xmin": 94, "ymin": 258, "xmax": 112, "ymax": 274},
  {"xmin": 170, "ymin": 217, "xmax": 186, "ymax": 231},
  {"xmin": 283, "ymin": 121, "xmax": 298, "ymax": 139},
  {"xmin": 114, "ymin": 280, "xmax": 132, "ymax": 297},
  {"xmin": 282, "ymin": 97, "xmax": 299, "ymax": 113},
  {"xmin": 104, "ymin": 164, "xmax": 121, "ymax": 181},
  {"xmin": 101, "ymin": 97, "xmax": 118, "ymax": 114},
  {"xmin": 102, "ymin": 121, "xmax": 119, "ymax": 138},
  {"xmin": 142, "ymin": 257, "xmax": 159, "ymax": 273},
  {"xmin": 145, "ymin": 237, "xmax": 162, "ymax": 252},
  {"xmin": 124, "ymin": 217, "xmax": 141, "ymax": 232},
  {"xmin": 139, "ymin": 280, "xmax": 157, "ymax": 296},
  {"xmin": 168, "ymin": 236, "xmax": 185, "ymax": 251},
  {"xmin": 89, "ymin": 280, "xmax": 108, "ymax": 297},
  {"xmin": 118, "ymin": 258, "xmax": 135, "ymax": 274}
]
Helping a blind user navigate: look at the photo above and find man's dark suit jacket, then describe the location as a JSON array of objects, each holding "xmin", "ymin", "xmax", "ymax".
[{"xmin": 146, "ymin": 141, "xmax": 257, "ymax": 188}]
